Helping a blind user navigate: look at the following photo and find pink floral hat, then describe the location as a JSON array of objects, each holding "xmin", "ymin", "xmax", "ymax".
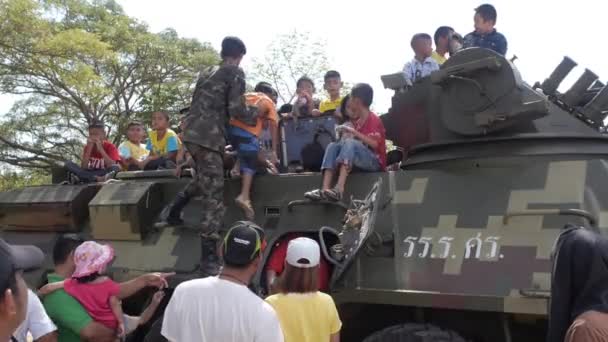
[{"xmin": 72, "ymin": 241, "xmax": 115, "ymax": 278}]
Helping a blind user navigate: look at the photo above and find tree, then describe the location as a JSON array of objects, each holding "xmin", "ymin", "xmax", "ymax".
[
  {"xmin": 0, "ymin": 168, "xmax": 49, "ymax": 191},
  {"xmin": 250, "ymin": 30, "xmax": 331, "ymax": 105},
  {"xmin": 0, "ymin": 0, "xmax": 219, "ymax": 170}
]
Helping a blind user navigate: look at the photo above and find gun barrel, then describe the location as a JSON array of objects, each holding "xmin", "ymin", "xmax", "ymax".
[{"xmin": 541, "ymin": 56, "xmax": 577, "ymax": 96}]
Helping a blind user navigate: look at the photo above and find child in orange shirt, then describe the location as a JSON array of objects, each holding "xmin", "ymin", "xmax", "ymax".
[{"xmin": 228, "ymin": 82, "xmax": 280, "ymax": 219}]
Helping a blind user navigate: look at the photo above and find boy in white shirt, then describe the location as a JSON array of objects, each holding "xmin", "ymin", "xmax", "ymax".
[{"xmin": 402, "ymin": 33, "xmax": 440, "ymax": 86}]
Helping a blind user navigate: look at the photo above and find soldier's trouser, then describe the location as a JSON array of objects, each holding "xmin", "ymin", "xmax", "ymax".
[{"xmin": 182, "ymin": 143, "xmax": 224, "ymax": 235}]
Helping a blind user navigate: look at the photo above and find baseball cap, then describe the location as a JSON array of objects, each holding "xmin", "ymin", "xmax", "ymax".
[
  {"xmin": 0, "ymin": 239, "xmax": 44, "ymax": 292},
  {"xmin": 222, "ymin": 221, "xmax": 264, "ymax": 266},
  {"xmin": 286, "ymin": 237, "xmax": 320, "ymax": 268}
]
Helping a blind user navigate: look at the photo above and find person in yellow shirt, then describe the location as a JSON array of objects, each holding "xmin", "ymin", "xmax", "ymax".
[
  {"xmin": 144, "ymin": 111, "xmax": 181, "ymax": 170},
  {"xmin": 118, "ymin": 121, "xmax": 150, "ymax": 170},
  {"xmin": 432, "ymin": 26, "xmax": 455, "ymax": 65},
  {"xmin": 319, "ymin": 70, "xmax": 344, "ymax": 117},
  {"xmin": 266, "ymin": 237, "xmax": 341, "ymax": 342}
]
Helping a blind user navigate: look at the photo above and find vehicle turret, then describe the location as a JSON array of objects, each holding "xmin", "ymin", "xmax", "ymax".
[{"xmin": 381, "ymin": 47, "xmax": 608, "ymax": 163}]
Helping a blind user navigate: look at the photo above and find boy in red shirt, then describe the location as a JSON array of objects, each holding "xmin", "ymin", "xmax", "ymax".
[
  {"xmin": 305, "ymin": 83, "xmax": 386, "ymax": 202},
  {"xmin": 63, "ymin": 121, "xmax": 121, "ymax": 183}
]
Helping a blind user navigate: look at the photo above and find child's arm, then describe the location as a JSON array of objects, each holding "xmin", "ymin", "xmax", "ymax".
[
  {"xmin": 109, "ymin": 295, "xmax": 125, "ymax": 337},
  {"xmin": 38, "ymin": 281, "xmax": 65, "ymax": 296},
  {"xmin": 268, "ymin": 119, "xmax": 279, "ymax": 164},
  {"xmin": 81, "ymin": 139, "xmax": 95, "ymax": 169},
  {"xmin": 95, "ymin": 141, "xmax": 117, "ymax": 167},
  {"xmin": 176, "ymin": 145, "xmax": 186, "ymax": 165},
  {"xmin": 138, "ymin": 154, "xmax": 159, "ymax": 169}
]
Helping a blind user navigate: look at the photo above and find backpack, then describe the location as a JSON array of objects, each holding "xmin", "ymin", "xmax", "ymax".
[{"xmin": 301, "ymin": 126, "xmax": 335, "ymax": 172}]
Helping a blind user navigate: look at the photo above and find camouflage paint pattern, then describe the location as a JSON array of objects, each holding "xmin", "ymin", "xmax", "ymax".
[
  {"xmin": 4, "ymin": 48, "xmax": 608, "ymax": 341},
  {"xmin": 4, "ymin": 157, "xmax": 608, "ymax": 316}
]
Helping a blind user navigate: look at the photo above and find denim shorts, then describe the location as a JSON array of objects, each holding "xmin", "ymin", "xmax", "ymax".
[{"xmin": 229, "ymin": 126, "xmax": 259, "ymax": 175}]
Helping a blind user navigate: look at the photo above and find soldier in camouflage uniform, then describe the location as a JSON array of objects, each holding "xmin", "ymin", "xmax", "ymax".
[{"xmin": 161, "ymin": 36, "xmax": 257, "ymax": 276}]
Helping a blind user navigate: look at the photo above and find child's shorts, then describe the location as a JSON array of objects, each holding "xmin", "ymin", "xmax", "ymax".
[{"xmin": 229, "ymin": 126, "xmax": 260, "ymax": 175}]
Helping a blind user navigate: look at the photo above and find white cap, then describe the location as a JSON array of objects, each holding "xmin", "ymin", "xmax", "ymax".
[{"xmin": 285, "ymin": 237, "xmax": 320, "ymax": 268}]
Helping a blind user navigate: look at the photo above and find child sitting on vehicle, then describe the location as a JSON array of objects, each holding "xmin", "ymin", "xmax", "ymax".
[
  {"xmin": 319, "ymin": 70, "xmax": 344, "ymax": 117},
  {"xmin": 62, "ymin": 120, "xmax": 122, "ymax": 183},
  {"xmin": 304, "ymin": 83, "xmax": 386, "ymax": 202},
  {"xmin": 118, "ymin": 121, "xmax": 149, "ymax": 171},
  {"xmin": 38, "ymin": 241, "xmax": 164, "ymax": 338},
  {"xmin": 144, "ymin": 111, "xmax": 181, "ymax": 170},
  {"xmin": 402, "ymin": 33, "xmax": 439, "ymax": 87},
  {"xmin": 334, "ymin": 95, "xmax": 354, "ymax": 140},
  {"xmin": 288, "ymin": 76, "xmax": 321, "ymax": 118}
]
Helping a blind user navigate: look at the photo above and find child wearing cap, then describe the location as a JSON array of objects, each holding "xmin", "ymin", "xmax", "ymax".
[
  {"xmin": 266, "ymin": 237, "xmax": 342, "ymax": 342},
  {"xmin": 265, "ymin": 233, "xmax": 332, "ymax": 293},
  {"xmin": 38, "ymin": 241, "xmax": 163, "ymax": 338}
]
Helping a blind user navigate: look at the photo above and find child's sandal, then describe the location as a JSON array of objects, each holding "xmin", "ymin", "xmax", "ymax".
[{"xmin": 322, "ymin": 188, "xmax": 342, "ymax": 202}]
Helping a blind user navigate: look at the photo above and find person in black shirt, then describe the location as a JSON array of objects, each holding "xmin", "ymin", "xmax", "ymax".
[
  {"xmin": 548, "ymin": 225, "xmax": 608, "ymax": 341},
  {"xmin": 463, "ymin": 4, "xmax": 508, "ymax": 55}
]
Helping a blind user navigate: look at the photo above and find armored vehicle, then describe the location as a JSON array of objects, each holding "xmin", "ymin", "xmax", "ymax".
[{"xmin": 2, "ymin": 47, "xmax": 608, "ymax": 341}]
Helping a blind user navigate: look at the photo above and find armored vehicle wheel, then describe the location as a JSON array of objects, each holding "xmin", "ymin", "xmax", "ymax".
[{"xmin": 362, "ymin": 323, "xmax": 467, "ymax": 342}]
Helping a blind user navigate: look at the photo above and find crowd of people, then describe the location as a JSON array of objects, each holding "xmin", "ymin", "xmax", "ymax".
[
  {"xmin": 1, "ymin": 234, "xmax": 174, "ymax": 342},
  {"xmin": 0, "ymin": 221, "xmax": 342, "ymax": 342},
  {"xmin": 17, "ymin": 3, "xmax": 608, "ymax": 342}
]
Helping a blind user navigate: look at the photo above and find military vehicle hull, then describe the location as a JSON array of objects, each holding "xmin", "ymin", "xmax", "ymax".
[
  {"xmin": 3, "ymin": 47, "xmax": 608, "ymax": 341},
  {"xmin": 3, "ymin": 151, "xmax": 607, "ymax": 341}
]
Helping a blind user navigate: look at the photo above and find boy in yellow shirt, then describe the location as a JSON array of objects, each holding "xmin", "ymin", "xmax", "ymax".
[
  {"xmin": 144, "ymin": 111, "xmax": 181, "ymax": 170},
  {"xmin": 432, "ymin": 26, "xmax": 454, "ymax": 65},
  {"xmin": 118, "ymin": 121, "xmax": 149, "ymax": 170},
  {"xmin": 318, "ymin": 70, "xmax": 344, "ymax": 116}
]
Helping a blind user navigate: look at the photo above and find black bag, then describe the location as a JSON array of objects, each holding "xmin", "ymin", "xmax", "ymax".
[{"xmin": 301, "ymin": 127, "xmax": 335, "ymax": 172}]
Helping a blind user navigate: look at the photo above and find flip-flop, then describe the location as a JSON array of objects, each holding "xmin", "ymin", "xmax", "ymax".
[
  {"xmin": 235, "ymin": 196, "xmax": 255, "ymax": 220},
  {"xmin": 322, "ymin": 188, "xmax": 342, "ymax": 202}
]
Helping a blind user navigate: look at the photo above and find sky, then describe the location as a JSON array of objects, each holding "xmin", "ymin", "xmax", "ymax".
[{"xmin": 1, "ymin": 0, "xmax": 607, "ymax": 115}]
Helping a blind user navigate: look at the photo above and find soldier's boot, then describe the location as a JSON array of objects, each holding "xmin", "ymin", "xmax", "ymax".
[
  {"xmin": 199, "ymin": 231, "xmax": 221, "ymax": 276},
  {"xmin": 166, "ymin": 192, "xmax": 190, "ymax": 225}
]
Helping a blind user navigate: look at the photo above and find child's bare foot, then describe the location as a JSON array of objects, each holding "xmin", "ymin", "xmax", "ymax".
[{"xmin": 235, "ymin": 195, "xmax": 254, "ymax": 220}]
